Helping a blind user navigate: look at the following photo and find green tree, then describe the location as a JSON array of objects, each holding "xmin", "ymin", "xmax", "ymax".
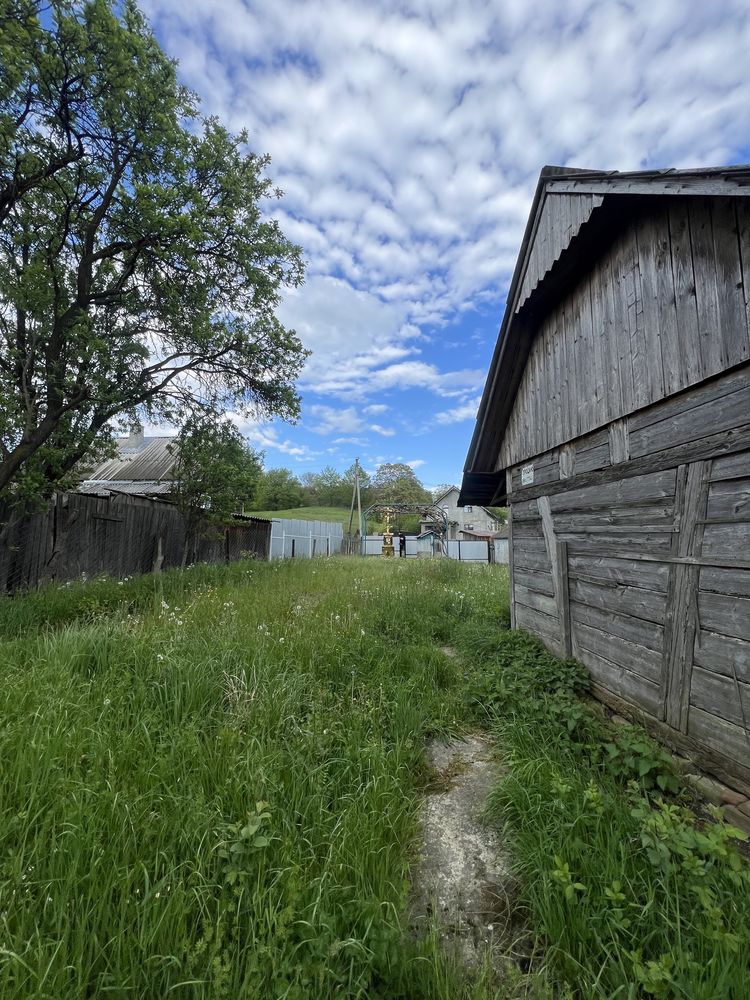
[
  {"xmin": 486, "ymin": 506, "xmax": 508, "ymax": 524},
  {"xmin": 372, "ymin": 462, "xmax": 431, "ymax": 505},
  {"xmin": 254, "ymin": 468, "xmax": 303, "ymax": 511},
  {"xmin": 171, "ymin": 416, "xmax": 262, "ymax": 566},
  {"xmin": 314, "ymin": 466, "xmax": 348, "ymax": 507},
  {"xmin": 0, "ymin": 0, "xmax": 306, "ymax": 509},
  {"xmin": 431, "ymin": 484, "xmax": 455, "ymax": 501}
]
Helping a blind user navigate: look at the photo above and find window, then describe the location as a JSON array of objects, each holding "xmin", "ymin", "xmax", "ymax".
[{"xmin": 464, "ymin": 505, "xmax": 473, "ymax": 513}]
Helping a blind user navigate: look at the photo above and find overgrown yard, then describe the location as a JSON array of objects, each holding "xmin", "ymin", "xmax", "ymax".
[{"xmin": 0, "ymin": 559, "xmax": 747, "ymax": 999}]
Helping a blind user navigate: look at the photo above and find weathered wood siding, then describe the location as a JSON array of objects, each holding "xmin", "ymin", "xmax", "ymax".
[
  {"xmin": 0, "ymin": 492, "xmax": 272, "ymax": 592},
  {"xmin": 517, "ymin": 192, "xmax": 604, "ymax": 310},
  {"xmin": 500, "ymin": 197, "xmax": 750, "ymax": 469},
  {"xmin": 507, "ymin": 365, "xmax": 750, "ymax": 791}
]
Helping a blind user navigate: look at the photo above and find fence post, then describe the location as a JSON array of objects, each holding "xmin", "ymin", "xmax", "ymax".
[
  {"xmin": 458, "ymin": 540, "xmax": 461, "ymax": 561},
  {"xmin": 309, "ymin": 529, "xmax": 313, "ymax": 558},
  {"xmin": 282, "ymin": 529, "xmax": 286, "ymax": 558},
  {"xmin": 327, "ymin": 535, "xmax": 330, "ymax": 556},
  {"xmin": 291, "ymin": 537, "xmax": 295, "ymax": 558}
]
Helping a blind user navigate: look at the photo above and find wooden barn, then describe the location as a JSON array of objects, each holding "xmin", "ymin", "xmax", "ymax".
[{"xmin": 460, "ymin": 165, "xmax": 750, "ymax": 792}]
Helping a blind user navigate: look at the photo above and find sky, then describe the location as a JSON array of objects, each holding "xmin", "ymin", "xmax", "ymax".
[{"xmin": 141, "ymin": 0, "xmax": 750, "ymax": 490}]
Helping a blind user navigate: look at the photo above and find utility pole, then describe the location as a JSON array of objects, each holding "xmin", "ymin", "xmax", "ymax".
[{"xmin": 356, "ymin": 459, "xmax": 363, "ymax": 538}]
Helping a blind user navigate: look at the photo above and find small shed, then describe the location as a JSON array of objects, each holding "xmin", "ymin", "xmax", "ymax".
[{"xmin": 460, "ymin": 164, "xmax": 750, "ymax": 793}]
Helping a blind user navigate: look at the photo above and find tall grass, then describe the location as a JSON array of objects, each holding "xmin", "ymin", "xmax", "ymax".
[
  {"xmin": 461, "ymin": 627, "xmax": 750, "ymax": 1000},
  {"xmin": 0, "ymin": 558, "xmax": 514, "ymax": 999}
]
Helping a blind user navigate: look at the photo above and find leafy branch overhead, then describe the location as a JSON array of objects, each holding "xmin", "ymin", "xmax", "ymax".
[{"xmin": 0, "ymin": 0, "xmax": 307, "ymax": 504}]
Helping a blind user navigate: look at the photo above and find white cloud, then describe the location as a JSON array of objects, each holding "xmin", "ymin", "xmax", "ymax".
[
  {"xmin": 226, "ymin": 412, "xmax": 319, "ymax": 460},
  {"xmin": 434, "ymin": 396, "xmax": 482, "ymax": 425},
  {"xmin": 407, "ymin": 459, "xmax": 426, "ymax": 469},
  {"xmin": 308, "ymin": 403, "xmax": 395, "ymax": 437},
  {"xmin": 140, "ymin": 0, "xmax": 750, "ymax": 456}
]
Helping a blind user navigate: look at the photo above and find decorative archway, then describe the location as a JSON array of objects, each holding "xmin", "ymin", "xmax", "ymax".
[{"xmin": 361, "ymin": 502, "xmax": 449, "ymax": 555}]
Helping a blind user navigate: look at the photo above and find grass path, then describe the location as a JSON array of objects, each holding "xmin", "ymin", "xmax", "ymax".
[
  {"xmin": 1, "ymin": 558, "xmax": 747, "ymax": 998},
  {"xmin": 0, "ymin": 558, "xmax": 510, "ymax": 999}
]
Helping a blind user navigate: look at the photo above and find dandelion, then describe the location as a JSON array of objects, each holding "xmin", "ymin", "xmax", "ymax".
[
  {"xmin": 161, "ymin": 600, "xmax": 169, "ymax": 610},
  {"xmin": 156, "ymin": 654, "xmax": 164, "ymax": 661},
  {"xmin": 103, "ymin": 698, "xmax": 111, "ymax": 707}
]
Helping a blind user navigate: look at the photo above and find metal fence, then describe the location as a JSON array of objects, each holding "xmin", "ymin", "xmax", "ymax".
[
  {"xmin": 361, "ymin": 535, "xmax": 508, "ymax": 564},
  {"xmin": 269, "ymin": 518, "xmax": 344, "ymax": 559}
]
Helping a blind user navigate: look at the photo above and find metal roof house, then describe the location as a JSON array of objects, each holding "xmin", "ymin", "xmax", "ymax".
[
  {"xmin": 425, "ymin": 485, "xmax": 504, "ymax": 540},
  {"xmin": 461, "ymin": 164, "xmax": 750, "ymax": 793},
  {"xmin": 78, "ymin": 427, "xmax": 177, "ymax": 497}
]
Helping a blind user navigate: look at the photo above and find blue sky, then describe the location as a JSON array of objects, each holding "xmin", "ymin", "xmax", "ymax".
[{"xmin": 141, "ymin": 0, "xmax": 750, "ymax": 490}]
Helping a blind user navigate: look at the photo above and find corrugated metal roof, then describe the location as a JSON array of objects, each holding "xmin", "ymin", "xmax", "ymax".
[
  {"xmin": 77, "ymin": 480, "xmax": 173, "ymax": 496},
  {"xmin": 85, "ymin": 436, "xmax": 177, "ymax": 483}
]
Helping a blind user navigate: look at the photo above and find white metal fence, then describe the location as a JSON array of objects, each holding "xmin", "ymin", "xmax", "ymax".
[
  {"xmin": 362, "ymin": 535, "xmax": 508, "ymax": 564},
  {"xmin": 269, "ymin": 518, "xmax": 344, "ymax": 559}
]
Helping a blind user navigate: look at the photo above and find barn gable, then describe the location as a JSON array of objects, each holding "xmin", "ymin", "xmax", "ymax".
[
  {"xmin": 462, "ymin": 165, "xmax": 750, "ymax": 505},
  {"xmin": 462, "ymin": 164, "xmax": 750, "ymax": 795}
]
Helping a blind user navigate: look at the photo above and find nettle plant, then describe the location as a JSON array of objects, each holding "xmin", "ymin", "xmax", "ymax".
[
  {"xmin": 603, "ymin": 726, "xmax": 680, "ymax": 795},
  {"xmin": 217, "ymin": 801, "xmax": 273, "ymax": 888}
]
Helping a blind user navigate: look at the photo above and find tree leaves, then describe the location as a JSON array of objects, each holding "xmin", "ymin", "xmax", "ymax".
[{"xmin": 0, "ymin": 0, "xmax": 306, "ymax": 504}]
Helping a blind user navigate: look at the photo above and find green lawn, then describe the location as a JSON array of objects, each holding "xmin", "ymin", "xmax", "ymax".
[
  {"xmin": 1, "ymin": 559, "xmax": 747, "ymax": 999},
  {"xmin": 247, "ymin": 506, "xmax": 354, "ymax": 527},
  {"xmin": 0, "ymin": 559, "xmax": 509, "ymax": 1000}
]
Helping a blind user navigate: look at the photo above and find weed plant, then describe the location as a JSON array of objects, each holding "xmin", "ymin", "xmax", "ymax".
[
  {"xmin": 463, "ymin": 627, "xmax": 750, "ymax": 999},
  {"xmin": 0, "ymin": 558, "xmax": 513, "ymax": 999}
]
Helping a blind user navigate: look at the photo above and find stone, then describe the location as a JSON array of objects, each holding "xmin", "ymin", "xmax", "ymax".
[
  {"xmin": 410, "ymin": 734, "xmax": 521, "ymax": 974},
  {"xmin": 721, "ymin": 805, "xmax": 750, "ymax": 837},
  {"xmin": 683, "ymin": 772, "xmax": 748, "ymax": 808}
]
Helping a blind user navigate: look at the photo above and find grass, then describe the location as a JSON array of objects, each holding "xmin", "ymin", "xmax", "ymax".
[
  {"xmin": 0, "ymin": 558, "xmax": 515, "ymax": 1000},
  {"xmin": 459, "ymin": 628, "xmax": 750, "ymax": 1000},
  {"xmin": 247, "ymin": 506, "xmax": 354, "ymax": 527},
  {"xmin": 1, "ymin": 559, "xmax": 748, "ymax": 998}
]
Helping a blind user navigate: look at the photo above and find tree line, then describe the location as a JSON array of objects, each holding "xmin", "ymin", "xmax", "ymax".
[{"xmin": 250, "ymin": 461, "xmax": 434, "ymax": 513}]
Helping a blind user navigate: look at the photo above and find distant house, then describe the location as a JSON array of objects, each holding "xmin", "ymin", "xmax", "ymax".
[
  {"xmin": 424, "ymin": 485, "xmax": 504, "ymax": 540},
  {"xmin": 78, "ymin": 427, "xmax": 177, "ymax": 497},
  {"xmin": 460, "ymin": 164, "xmax": 750, "ymax": 793}
]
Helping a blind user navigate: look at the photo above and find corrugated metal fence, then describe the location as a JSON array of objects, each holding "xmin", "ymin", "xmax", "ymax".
[
  {"xmin": 269, "ymin": 518, "xmax": 344, "ymax": 559},
  {"xmin": 361, "ymin": 535, "xmax": 508, "ymax": 564}
]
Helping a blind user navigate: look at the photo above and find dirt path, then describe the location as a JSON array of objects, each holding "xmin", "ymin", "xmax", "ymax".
[{"xmin": 410, "ymin": 733, "xmax": 519, "ymax": 973}]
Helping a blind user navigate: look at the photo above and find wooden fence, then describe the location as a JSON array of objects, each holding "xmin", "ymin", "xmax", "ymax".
[{"xmin": 0, "ymin": 492, "xmax": 271, "ymax": 593}]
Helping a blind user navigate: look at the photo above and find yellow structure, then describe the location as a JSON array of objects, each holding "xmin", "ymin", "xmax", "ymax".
[{"xmin": 381, "ymin": 507, "xmax": 395, "ymax": 557}]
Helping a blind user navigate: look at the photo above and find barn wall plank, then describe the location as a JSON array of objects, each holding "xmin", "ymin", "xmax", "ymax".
[{"xmin": 503, "ymin": 198, "xmax": 750, "ymax": 468}]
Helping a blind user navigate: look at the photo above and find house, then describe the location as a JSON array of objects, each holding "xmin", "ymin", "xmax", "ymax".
[
  {"xmin": 424, "ymin": 485, "xmax": 504, "ymax": 540},
  {"xmin": 460, "ymin": 164, "xmax": 750, "ymax": 793},
  {"xmin": 78, "ymin": 427, "xmax": 177, "ymax": 497}
]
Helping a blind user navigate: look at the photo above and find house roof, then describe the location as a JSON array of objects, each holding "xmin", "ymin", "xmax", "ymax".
[
  {"xmin": 81, "ymin": 436, "xmax": 177, "ymax": 487},
  {"xmin": 430, "ymin": 484, "xmax": 502, "ymax": 519},
  {"xmin": 460, "ymin": 163, "xmax": 750, "ymax": 505},
  {"xmin": 432, "ymin": 485, "xmax": 459, "ymax": 504},
  {"xmin": 77, "ymin": 480, "xmax": 173, "ymax": 497}
]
